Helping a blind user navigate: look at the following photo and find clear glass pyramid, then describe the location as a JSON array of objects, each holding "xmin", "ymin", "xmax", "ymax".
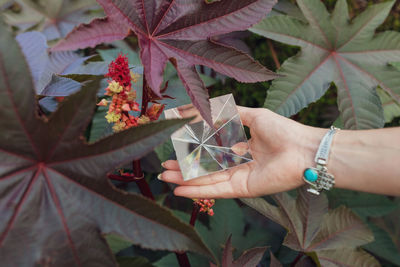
[{"xmin": 164, "ymin": 94, "xmax": 253, "ymax": 181}]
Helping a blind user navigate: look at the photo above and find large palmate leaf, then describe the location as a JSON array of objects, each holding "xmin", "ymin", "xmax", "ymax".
[
  {"xmin": 4, "ymin": 0, "xmax": 100, "ymax": 40},
  {"xmin": 241, "ymin": 188, "xmax": 379, "ymax": 266},
  {"xmin": 251, "ymin": 0, "xmax": 400, "ymax": 129},
  {"xmin": 52, "ymin": 0, "xmax": 279, "ymax": 125},
  {"xmin": 0, "ymin": 20, "xmax": 212, "ymax": 266}
]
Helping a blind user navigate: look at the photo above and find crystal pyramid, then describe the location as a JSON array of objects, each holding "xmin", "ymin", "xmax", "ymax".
[{"xmin": 164, "ymin": 94, "xmax": 253, "ymax": 181}]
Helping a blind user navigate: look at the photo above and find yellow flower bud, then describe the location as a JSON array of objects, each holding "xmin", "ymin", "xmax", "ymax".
[
  {"xmin": 107, "ymin": 80, "xmax": 123, "ymax": 94},
  {"xmin": 112, "ymin": 121, "xmax": 126, "ymax": 132},
  {"xmin": 105, "ymin": 111, "xmax": 121, "ymax": 123},
  {"xmin": 137, "ymin": 115, "xmax": 150, "ymax": 125}
]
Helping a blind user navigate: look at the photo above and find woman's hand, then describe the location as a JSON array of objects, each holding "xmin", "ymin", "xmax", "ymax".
[{"xmin": 159, "ymin": 106, "xmax": 325, "ymax": 199}]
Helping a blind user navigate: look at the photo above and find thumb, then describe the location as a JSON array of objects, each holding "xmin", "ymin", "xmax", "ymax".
[{"xmin": 237, "ymin": 106, "xmax": 257, "ymax": 127}]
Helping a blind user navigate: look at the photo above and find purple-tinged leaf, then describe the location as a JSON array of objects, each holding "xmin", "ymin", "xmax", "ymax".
[
  {"xmin": 316, "ymin": 249, "xmax": 380, "ymax": 267},
  {"xmin": 217, "ymin": 235, "xmax": 267, "ymax": 267},
  {"xmin": 53, "ymin": 0, "xmax": 279, "ymax": 126},
  {"xmin": 240, "ymin": 197, "xmax": 288, "ymax": 229},
  {"xmin": 15, "ymin": 31, "xmax": 48, "ymax": 88},
  {"xmin": 222, "ymin": 235, "xmax": 234, "ymax": 267},
  {"xmin": 172, "ymin": 63, "xmax": 212, "ymax": 128},
  {"xmin": 212, "ymin": 31, "xmax": 251, "ymax": 55},
  {"xmin": 296, "ymin": 186, "xmax": 328, "ymax": 249},
  {"xmin": 269, "ymin": 251, "xmax": 283, "ymax": 267},
  {"xmin": 40, "ymin": 75, "xmax": 82, "ymax": 96},
  {"xmin": 0, "ymin": 20, "xmax": 212, "ymax": 266},
  {"xmin": 17, "ymin": 31, "xmax": 109, "ymax": 96},
  {"xmin": 251, "ymin": 0, "xmax": 400, "ymax": 129},
  {"xmin": 159, "ymin": 39, "xmax": 276, "ymax": 83},
  {"xmin": 53, "ymin": 18, "xmax": 130, "ymax": 51},
  {"xmin": 139, "ymin": 37, "xmax": 169, "ymax": 96},
  {"xmin": 241, "ymin": 188, "xmax": 376, "ymax": 266},
  {"xmin": 232, "ymin": 246, "xmax": 267, "ymax": 267},
  {"xmin": 293, "ymin": 256, "xmax": 315, "ymax": 267},
  {"xmin": 307, "ymin": 206, "xmax": 374, "ymax": 251}
]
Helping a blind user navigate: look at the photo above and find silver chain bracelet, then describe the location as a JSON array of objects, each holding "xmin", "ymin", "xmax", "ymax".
[{"xmin": 303, "ymin": 126, "xmax": 340, "ymax": 195}]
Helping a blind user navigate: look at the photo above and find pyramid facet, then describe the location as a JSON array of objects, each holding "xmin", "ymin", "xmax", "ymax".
[{"xmin": 164, "ymin": 94, "xmax": 253, "ymax": 180}]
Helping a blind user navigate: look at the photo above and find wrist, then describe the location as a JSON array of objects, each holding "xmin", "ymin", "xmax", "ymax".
[
  {"xmin": 297, "ymin": 126, "xmax": 327, "ymax": 184},
  {"xmin": 302, "ymin": 126, "xmax": 340, "ymax": 194}
]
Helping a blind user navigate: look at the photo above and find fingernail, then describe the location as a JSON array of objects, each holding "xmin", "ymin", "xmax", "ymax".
[
  {"xmin": 157, "ymin": 173, "xmax": 163, "ymax": 180},
  {"xmin": 161, "ymin": 162, "xmax": 166, "ymax": 168}
]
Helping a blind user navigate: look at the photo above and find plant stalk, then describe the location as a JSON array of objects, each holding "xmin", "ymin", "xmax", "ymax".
[
  {"xmin": 136, "ymin": 74, "xmax": 191, "ymax": 267},
  {"xmin": 189, "ymin": 203, "xmax": 200, "ymax": 226},
  {"xmin": 291, "ymin": 252, "xmax": 304, "ymax": 267},
  {"xmin": 268, "ymin": 39, "xmax": 281, "ymax": 69}
]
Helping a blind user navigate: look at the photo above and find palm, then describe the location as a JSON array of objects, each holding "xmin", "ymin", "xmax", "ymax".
[{"xmin": 161, "ymin": 107, "xmax": 313, "ymax": 198}]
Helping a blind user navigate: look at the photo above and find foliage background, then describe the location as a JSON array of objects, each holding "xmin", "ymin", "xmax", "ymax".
[
  {"xmin": 1, "ymin": 0, "xmax": 400, "ymax": 266},
  {"xmin": 214, "ymin": 0, "xmax": 400, "ymax": 127}
]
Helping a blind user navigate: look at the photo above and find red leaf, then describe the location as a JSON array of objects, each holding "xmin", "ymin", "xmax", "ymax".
[
  {"xmin": 0, "ymin": 21, "xmax": 212, "ymax": 266},
  {"xmin": 53, "ymin": 0, "xmax": 279, "ymax": 126}
]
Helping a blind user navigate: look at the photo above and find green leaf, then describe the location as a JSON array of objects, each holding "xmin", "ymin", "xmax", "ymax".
[
  {"xmin": 154, "ymin": 140, "xmax": 174, "ymax": 163},
  {"xmin": 370, "ymin": 205, "xmax": 400, "ymax": 260},
  {"xmin": 105, "ymin": 234, "xmax": 133, "ymax": 254},
  {"xmin": 378, "ymin": 87, "xmax": 400, "ymax": 123},
  {"xmin": 154, "ymin": 252, "xmax": 209, "ymax": 267},
  {"xmin": 117, "ymin": 256, "xmax": 154, "ymax": 267},
  {"xmin": 98, "ymin": 48, "xmax": 142, "ymax": 66},
  {"xmin": 271, "ymin": 0, "xmax": 304, "ymax": 21},
  {"xmin": 392, "ymin": 62, "xmax": 400, "ymax": 70},
  {"xmin": 363, "ymin": 222, "xmax": 400, "ymax": 266},
  {"xmin": 251, "ymin": 0, "xmax": 400, "ymax": 129},
  {"xmin": 88, "ymin": 106, "xmax": 112, "ymax": 143},
  {"xmin": 0, "ymin": 0, "xmax": 11, "ymax": 8},
  {"xmin": 0, "ymin": 20, "xmax": 212, "ymax": 266},
  {"xmin": 4, "ymin": 0, "xmax": 101, "ymax": 40},
  {"xmin": 327, "ymin": 189, "xmax": 397, "ymax": 219}
]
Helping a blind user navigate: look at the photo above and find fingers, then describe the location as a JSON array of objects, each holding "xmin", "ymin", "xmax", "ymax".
[
  {"xmin": 231, "ymin": 142, "xmax": 250, "ymax": 156},
  {"xmin": 160, "ymin": 169, "xmax": 231, "ymax": 186},
  {"xmin": 174, "ymin": 181, "xmax": 236, "ymax": 199},
  {"xmin": 160, "ymin": 170, "xmax": 183, "ymax": 183},
  {"xmin": 162, "ymin": 160, "xmax": 180, "ymax": 171}
]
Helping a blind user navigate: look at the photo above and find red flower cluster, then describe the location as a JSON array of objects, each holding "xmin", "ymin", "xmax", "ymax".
[
  {"xmin": 194, "ymin": 199, "xmax": 215, "ymax": 216},
  {"xmin": 105, "ymin": 53, "xmax": 131, "ymax": 87},
  {"xmin": 99, "ymin": 54, "xmax": 165, "ymax": 132}
]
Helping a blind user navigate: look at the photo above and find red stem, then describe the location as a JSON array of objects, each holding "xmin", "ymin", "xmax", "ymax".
[
  {"xmin": 136, "ymin": 73, "xmax": 191, "ymax": 267},
  {"xmin": 175, "ymin": 204, "xmax": 200, "ymax": 266},
  {"xmin": 176, "ymin": 253, "xmax": 191, "ymax": 267},
  {"xmin": 131, "ymin": 74, "xmax": 154, "ymax": 199},
  {"xmin": 190, "ymin": 204, "xmax": 200, "ymax": 226},
  {"xmin": 132, "ymin": 160, "xmax": 155, "ymax": 200},
  {"xmin": 108, "ymin": 174, "xmax": 134, "ymax": 182},
  {"xmin": 140, "ymin": 76, "xmax": 149, "ymax": 116},
  {"xmin": 291, "ymin": 252, "xmax": 304, "ymax": 267}
]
